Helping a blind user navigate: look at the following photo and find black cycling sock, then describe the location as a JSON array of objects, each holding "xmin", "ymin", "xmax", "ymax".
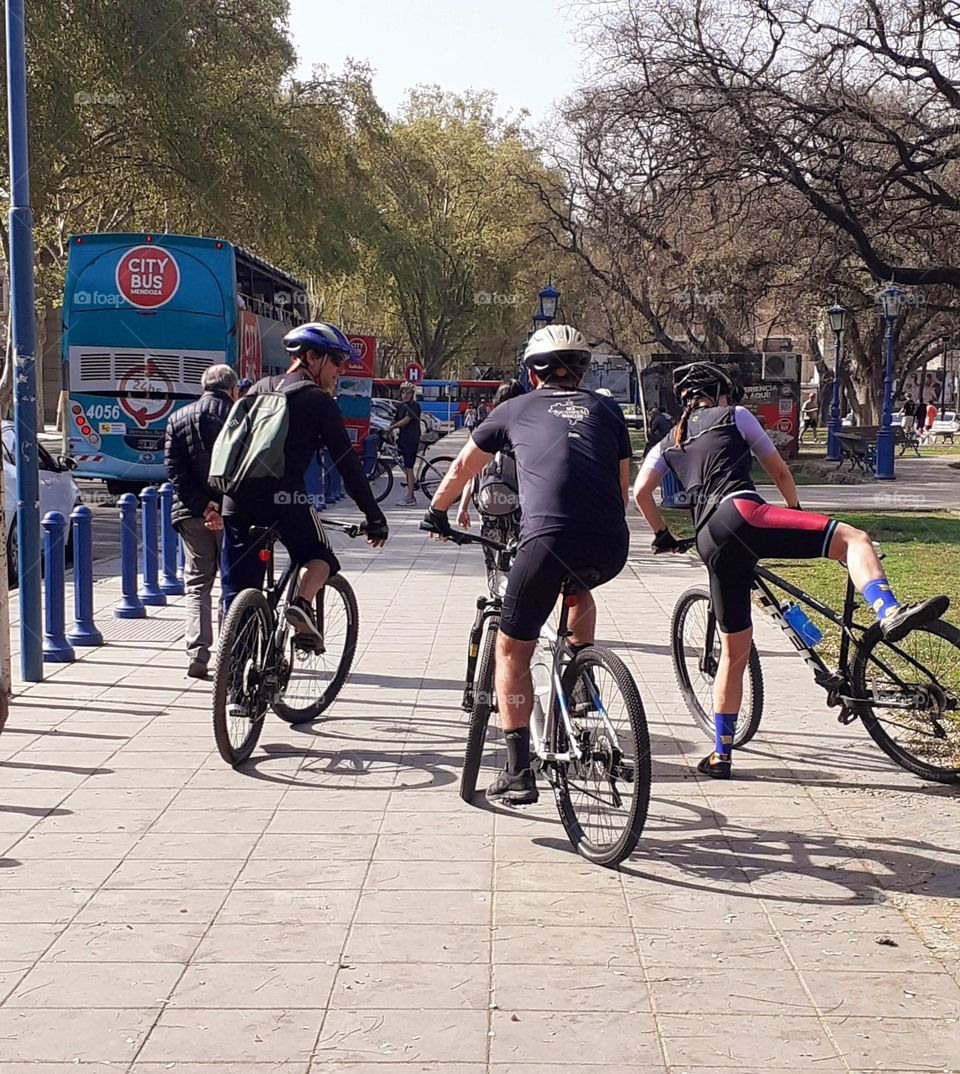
[{"xmin": 504, "ymin": 727, "xmax": 530, "ymax": 774}]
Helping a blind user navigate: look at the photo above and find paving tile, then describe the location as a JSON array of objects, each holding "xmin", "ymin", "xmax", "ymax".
[
  {"xmin": 250, "ymin": 834, "xmax": 378, "ymax": 861},
  {"xmin": 276, "ymin": 789, "xmax": 392, "ymax": 811},
  {"xmin": 328, "ymin": 962, "xmax": 488, "ymax": 1009},
  {"xmin": 266, "ymin": 811, "xmax": 385, "ymax": 834},
  {"xmin": 0, "ymin": 886, "xmax": 90, "ymax": 923},
  {"xmin": 7, "ymin": 960, "xmax": 184, "ymax": 1007},
  {"xmin": 75, "ymin": 888, "xmax": 224, "ymax": 925},
  {"xmin": 235, "ymin": 859, "xmax": 368, "ymax": 890},
  {"xmin": 494, "ymin": 963, "xmax": 649, "ymax": 1012},
  {"xmin": 354, "ymin": 888, "xmax": 491, "ymax": 925},
  {"xmin": 824, "ymin": 1015, "xmax": 960, "ymax": 1068},
  {"xmin": 0, "ymin": 1007, "xmax": 155, "ymax": 1062},
  {"xmin": 342, "ymin": 923, "xmax": 489, "ymax": 965},
  {"xmin": 374, "ymin": 833, "xmax": 493, "ymax": 861},
  {"xmin": 30, "ymin": 807, "xmax": 163, "ymax": 834},
  {"xmin": 169, "ymin": 961, "xmax": 338, "ymax": 1008},
  {"xmin": 496, "ymin": 889, "xmax": 628, "ymax": 927},
  {"xmin": 648, "ymin": 966, "xmax": 814, "ymax": 1015},
  {"xmin": 0, "ymin": 857, "xmax": 118, "ymax": 889},
  {"xmin": 634, "ymin": 929, "xmax": 792, "ymax": 971},
  {"xmin": 5, "ymin": 831, "xmax": 140, "ymax": 859},
  {"xmin": 216, "ymin": 888, "xmax": 361, "ymax": 925},
  {"xmin": 0, "ymin": 921, "xmax": 66, "ymax": 962},
  {"xmin": 137, "ymin": 1007, "xmax": 320, "ymax": 1064},
  {"xmin": 194, "ymin": 923, "xmax": 347, "ymax": 964},
  {"xmin": 149, "ymin": 808, "xmax": 275, "ymax": 834},
  {"xmin": 779, "ymin": 928, "xmax": 945, "ymax": 972},
  {"xmin": 314, "ymin": 1008, "xmax": 488, "ymax": 1063},
  {"xmin": 804, "ymin": 969, "xmax": 960, "ymax": 1018},
  {"xmin": 490, "ymin": 1010, "xmax": 657, "ymax": 1064},
  {"xmin": 493, "ymin": 925, "xmax": 639, "ymax": 967},
  {"xmin": 659, "ymin": 1013, "xmax": 842, "ymax": 1068},
  {"xmin": 494, "ymin": 859, "xmax": 629, "ymax": 892},
  {"xmin": 364, "ymin": 859, "xmax": 491, "ymax": 891},
  {"xmin": 126, "ymin": 832, "xmax": 262, "ymax": 859},
  {"xmin": 134, "ymin": 1065, "xmax": 307, "ymax": 1074},
  {"xmin": 103, "ymin": 858, "xmax": 245, "ymax": 889},
  {"xmin": 46, "ymin": 921, "xmax": 205, "ymax": 962},
  {"xmin": 312, "ymin": 1066, "xmax": 485, "ymax": 1074}
]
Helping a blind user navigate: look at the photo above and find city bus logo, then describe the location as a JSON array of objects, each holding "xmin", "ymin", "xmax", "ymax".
[
  {"xmin": 115, "ymin": 246, "xmax": 181, "ymax": 309},
  {"xmin": 118, "ymin": 360, "xmax": 174, "ymax": 428}
]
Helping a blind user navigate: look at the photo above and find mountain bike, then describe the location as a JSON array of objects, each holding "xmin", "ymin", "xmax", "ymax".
[
  {"xmin": 212, "ymin": 520, "xmax": 363, "ymax": 766},
  {"xmin": 364, "ymin": 432, "xmax": 455, "ymax": 503},
  {"xmin": 670, "ymin": 539, "xmax": 960, "ymax": 783},
  {"xmin": 428, "ymin": 523, "xmax": 651, "ymax": 867}
]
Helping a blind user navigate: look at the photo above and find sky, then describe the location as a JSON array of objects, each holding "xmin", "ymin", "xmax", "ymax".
[{"xmin": 287, "ymin": 0, "xmax": 585, "ymax": 124}]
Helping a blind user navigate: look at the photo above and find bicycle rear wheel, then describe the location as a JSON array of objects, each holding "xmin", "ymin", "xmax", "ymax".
[
  {"xmin": 552, "ymin": 646, "xmax": 651, "ymax": 867},
  {"xmin": 272, "ymin": 575, "xmax": 359, "ymax": 724},
  {"xmin": 368, "ymin": 460, "xmax": 393, "ymax": 503},
  {"xmin": 461, "ymin": 614, "xmax": 498, "ymax": 802},
  {"xmin": 671, "ymin": 585, "xmax": 763, "ymax": 747},
  {"xmin": 212, "ymin": 589, "xmax": 272, "ymax": 766},
  {"xmin": 418, "ymin": 455, "xmax": 455, "ymax": 498},
  {"xmin": 852, "ymin": 619, "xmax": 960, "ymax": 784}
]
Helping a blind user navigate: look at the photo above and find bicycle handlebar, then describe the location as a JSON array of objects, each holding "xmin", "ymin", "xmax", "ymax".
[
  {"xmin": 419, "ymin": 519, "xmax": 509, "ymax": 552},
  {"xmin": 324, "ymin": 519, "xmax": 369, "ymax": 539},
  {"xmin": 653, "ymin": 536, "xmax": 697, "ymax": 556}
]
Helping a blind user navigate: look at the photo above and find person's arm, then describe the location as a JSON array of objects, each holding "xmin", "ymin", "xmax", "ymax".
[
  {"xmin": 431, "ymin": 439, "xmax": 492, "ymax": 513},
  {"xmin": 457, "ymin": 481, "xmax": 473, "ymax": 528},
  {"xmin": 164, "ymin": 417, "xmax": 207, "ymax": 517},
  {"xmin": 316, "ymin": 396, "xmax": 388, "ymax": 529},
  {"xmin": 633, "ymin": 450, "xmax": 668, "ymax": 535},
  {"xmin": 734, "ymin": 406, "xmax": 800, "ymax": 508},
  {"xmin": 387, "ymin": 403, "xmax": 413, "ymax": 434}
]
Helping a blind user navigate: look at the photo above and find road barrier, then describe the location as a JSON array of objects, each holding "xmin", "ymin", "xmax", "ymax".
[
  {"xmin": 42, "ymin": 511, "xmax": 74, "ymax": 663},
  {"xmin": 139, "ymin": 486, "xmax": 166, "ymax": 606},
  {"xmin": 159, "ymin": 483, "xmax": 185, "ymax": 596},
  {"xmin": 67, "ymin": 504, "xmax": 103, "ymax": 646},
  {"xmin": 115, "ymin": 493, "xmax": 146, "ymax": 619}
]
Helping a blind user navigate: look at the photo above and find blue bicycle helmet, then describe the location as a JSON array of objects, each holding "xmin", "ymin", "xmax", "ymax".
[{"xmin": 282, "ymin": 321, "xmax": 354, "ymax": 359}]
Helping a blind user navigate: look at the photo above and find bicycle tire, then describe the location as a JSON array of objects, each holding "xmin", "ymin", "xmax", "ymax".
[
  {"xmin": 418, "ymin": 455, "xmax": 455, "ymax": 498},
  {"xmin": 212, "ymin": 588, "xmax": 272, "ymax": 766},
  {"xmin": 369, "ymin": 460, "xmax": 393, "ymax": 503},
  {"xmin": 852, "ymin": 618, "xmax": 960, "ymax": 784},
  {"xmin": 671, "ymin": 585, "xmax": 764, "ymax": 748},
  {"xmin": 461, "ymin": 615, "xmax": 498, "ymax": 802},
  {"xmin": 553, "ymin": 646, "xmax": 651, "ymax": 867},
  {"xmin": 272, "ymin": 574, "xmax": 360, "ymax": 724}
]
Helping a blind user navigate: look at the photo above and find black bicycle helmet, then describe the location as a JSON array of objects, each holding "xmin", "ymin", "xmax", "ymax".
[
  {"xmin": 673, "ymin": 361, "xmax": 743, "ymax": 405},
  {"xmin": 523, "ymin": 324, "xmax": 592, "ymax": 379}
]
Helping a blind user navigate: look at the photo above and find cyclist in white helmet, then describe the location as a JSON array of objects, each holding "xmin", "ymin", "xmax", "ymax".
[{"xmin": 423, "ymin": 325, "xmax": 633, "ymax": 804}]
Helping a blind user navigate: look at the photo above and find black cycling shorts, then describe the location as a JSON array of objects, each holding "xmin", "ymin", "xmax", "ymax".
[
  {"xmin": 499, "ymin": 527, "xmax": 629, "ymax": 642},
  {"xmin": 221, "ymin": 499, "xmax": 340, "ymax": 611},
  {"xmin": 697, "ymin": 493, "xmax": 837, "ymax": 634}
]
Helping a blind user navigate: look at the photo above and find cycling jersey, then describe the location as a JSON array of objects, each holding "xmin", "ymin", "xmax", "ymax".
[{"xmin": 640, "ymin": 405, "xmax": 774, "ymax": 530}]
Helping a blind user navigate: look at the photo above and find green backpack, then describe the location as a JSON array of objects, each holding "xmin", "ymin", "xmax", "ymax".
[{"xmin": 208, "ymin": 376, "xmax": 315, "ymax": 497}]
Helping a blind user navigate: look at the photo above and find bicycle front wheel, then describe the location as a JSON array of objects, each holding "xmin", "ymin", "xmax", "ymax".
[
  {"xmin": 212, "ymin": 589, "xmax": 272, "ymax": 766},
  {"xmin": 368, "ymin": 460, "xmax": 393, "ymax": 503},
  {"xmin": 852, "ymin": 619, "xmax": 960, "ymax": 784},
  {"xmin": 671, "ymin": 585, "xmax": 763, "ymax": 747},
  {"xmin": 418, "ymin": 455, "xmax": 455, "ymax": 498},
  {"xmin": 461, "ymin": 615, "xmax": 498, "ymax": 802},
  {"xmin": 553, "ymin": 646, "xmax": 651, "ymax": 867},
  {"xmin": 272, "ymin": 575, "xmax": 360, "ymax": 724}
]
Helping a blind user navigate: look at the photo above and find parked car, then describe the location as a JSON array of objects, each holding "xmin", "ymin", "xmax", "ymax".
[
  {"xmin": 929, "ymin": 410, "xmax": 958, "ymax": 444},
  {"xmin": 368, "ymin": 398, "xmax": 442, "ymax": 444},
  {"xmin": 2, "ymin": 423, "xmax": 81, "ymax": 586}
]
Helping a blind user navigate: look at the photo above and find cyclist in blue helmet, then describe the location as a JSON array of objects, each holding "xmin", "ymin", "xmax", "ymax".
[{"xmin": 221, "ymin": 321, "xmax": 388, "ymax": 649}]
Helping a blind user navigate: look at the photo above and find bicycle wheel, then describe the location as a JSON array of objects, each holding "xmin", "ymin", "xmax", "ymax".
[
  {"xmin": 852, "ymin": 619, "xmax": 960, "ymax": 784},
  {"xmin": 272, "ymin": 575, "xmax": 360, "ymax": 724},
  {"xmin": 368, "ymin": 460, "xmax": 393, "ymax": 503},
  {"xmin": 418, "ymin": 455, "xmax": 455, "ymax": 498},
  {"xmin": 461, "ymin": 615, "xmax": 498, "ymax": 803},
  {"xmin": 212, "ymin": 589, "xmax": 272, "ymax": 766},
  {"xmin": 552, "ymin": 646, "xmax": 651, "ymax": 867},
  {"xmin": 671, "ymin": 585, "xmax": 764, "ymax": 747}
]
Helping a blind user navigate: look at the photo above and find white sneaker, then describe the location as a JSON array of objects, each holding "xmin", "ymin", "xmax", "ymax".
[{"xmin": 396, "ymin": 496, "xmax": 417, "ymax": 506}]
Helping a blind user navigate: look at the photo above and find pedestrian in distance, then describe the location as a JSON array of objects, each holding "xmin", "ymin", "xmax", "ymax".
[
  {"xmin": 901, "ymin": 396, "xmax": 916, "ymax": 437},
  {"xmin": 463, "ymin": 404, "xmax": 478, "ymax": 432},
  {"xmin": 643, "ymin": 406, "xmax": 673, "ymax": 457},
  {"xmin": 800, "ymin": 392, "xmax": 819, "ymax": 443},
  {"xmin": 387, "ymin": 383, "xmax": 422, "ymax": 506},
  {"xmin": 164, "ymin": 363, "xmax": 239, "ymax": 678}
]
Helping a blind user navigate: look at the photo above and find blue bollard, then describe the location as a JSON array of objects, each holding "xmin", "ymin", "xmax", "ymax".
[
  {"xmin": 139, "ymin": 487, "xmax": 166, "ymax": 606},
  {"xmin": 67, "ymin": 504, "xmax": 103, "ymax": 646},
  {"xmin": 158, "ymin": 483, "xmax": 184, "ymax": 596},
  {"xmin": 115, "ymin": 493, "xmax": 146, "ymax": 619},
  {"xmin": 42, "ymin": 511, "xmax": 75, "ymax": 663}
]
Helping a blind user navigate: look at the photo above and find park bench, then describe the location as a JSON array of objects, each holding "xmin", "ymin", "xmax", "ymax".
[
  {"xmin": 895, "ymin": 426, "xmax": 922, "ymax": 457},
  {"xmin": 926, "ymin": 412, "xmax": 958, "ymax": 445},
  {"xmin": 835, "ymin": 428, "xmax": 878, "ymax": 472}
]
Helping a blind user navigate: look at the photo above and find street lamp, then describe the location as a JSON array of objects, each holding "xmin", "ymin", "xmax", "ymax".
[
  {"xmin": 875, "ymin": 283, "xmax": 906, "ymax": 480},
  {"xmin": 825, "ymin": 303, "xmax": 846, "ymax": 462},
  {"xmin": 538, "ymin": 282, "xmax": 559, "ymax": 323}
]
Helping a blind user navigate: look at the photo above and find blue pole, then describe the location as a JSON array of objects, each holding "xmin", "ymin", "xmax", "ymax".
[
  {"xmin": 139, "ymin": 487, "xmax": 166, "ymax": 605},
  {"xmin": 7, "ymin": 0, "xmax": 42, "ymax": 681},
  {"xmin": 41, "ymin": 512, "xmax": 74, "ymax": 663},
  {"xmin": 875, "ymin": 316, "xmax": 897, "ymax": 480},
  {"xmin": 67, "ymin": 504, "xmax": 102, "ymax": 645},
  {"xmin": 826, "ymin": 330, "xmax": 843, "ymax": 462},
  {"xmin": 115, "ymin": 493, "xmax": 146, "ymax": 619},
  {"xmin": 158, "ymin": 483, "xmax": 184, "ymax": 595}
]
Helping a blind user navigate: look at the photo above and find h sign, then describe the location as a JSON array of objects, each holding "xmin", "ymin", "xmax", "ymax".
[{"xmin": 405, "ymin": 361, "xmax": 424, "ymax": 384}]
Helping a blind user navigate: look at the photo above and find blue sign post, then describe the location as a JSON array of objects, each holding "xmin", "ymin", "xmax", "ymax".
[{"xmin": 6, "ymin": 0, "xmax": 42, "ymax": 680}]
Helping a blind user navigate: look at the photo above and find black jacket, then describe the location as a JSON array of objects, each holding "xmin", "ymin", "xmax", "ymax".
[{"xmin": 164, "ymin": 388, "xmax": 233, "ymax": 529}]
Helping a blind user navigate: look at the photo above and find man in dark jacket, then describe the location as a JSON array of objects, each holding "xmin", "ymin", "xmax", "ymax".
[{"xmin": 164, "ymin": 364, "xmax": 238, "ymax": 678}]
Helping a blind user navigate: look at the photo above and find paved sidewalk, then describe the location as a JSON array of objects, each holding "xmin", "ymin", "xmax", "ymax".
[{"xmin": 1, "ymin": 503, "xmax": 959, "ymax": 1071}]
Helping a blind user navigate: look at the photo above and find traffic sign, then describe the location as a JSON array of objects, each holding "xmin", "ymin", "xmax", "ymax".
[{"xmin": 405, "ymin": 361, "xmax": 424, "ymax": 384}]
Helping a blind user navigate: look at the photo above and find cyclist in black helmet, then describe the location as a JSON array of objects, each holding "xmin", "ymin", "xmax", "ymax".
[
  {"xmin": 423, "ymin": 325, "xmax": 634, "ymax": 804},
  {"xmin": 634, "ymin": 360, "xmax": 949, "ymax": 779}
]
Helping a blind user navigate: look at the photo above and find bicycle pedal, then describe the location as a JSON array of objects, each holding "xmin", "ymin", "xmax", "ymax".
[{"xmin": 814, "ymin": 670, "xmax": 845, "ymax": 691}]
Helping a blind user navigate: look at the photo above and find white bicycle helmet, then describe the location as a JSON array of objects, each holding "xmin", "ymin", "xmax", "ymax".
[{"xmin": 523, "ymin": 324, "xmax": 592, "ymax": 378}]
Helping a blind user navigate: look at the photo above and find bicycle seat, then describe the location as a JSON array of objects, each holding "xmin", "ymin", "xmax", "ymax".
[
  {"xmin": 561, "ymin": 568, "xmax": 603, "ymax": 596},
  {"xmin": 249, "ymin": 525, "xmax": 280, "ymax": 546}
]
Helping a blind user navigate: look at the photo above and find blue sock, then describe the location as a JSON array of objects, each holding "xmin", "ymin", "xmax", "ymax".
[
  {"xmin": 862, "ymin": 577, "xmax": 901, "ymax": 622},
  {"xmin": 715, "ymin": 713, "xmax": 737, "ymax": 758}
]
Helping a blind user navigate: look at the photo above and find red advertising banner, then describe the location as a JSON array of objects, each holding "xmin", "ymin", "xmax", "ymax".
[
  {"xmin": 741, "ymin": 381, "xmax": 799, "ymax": 459},
  {"xmin": 238, "ymin": 311, "xmax": 262, "ymax": 382},
  {"xmin": 341, "ymin": 335, "xmax": 376, "ymax": 452},
  {"xmin": 345, "ymin": 335, "xmax": 376, "ymax": 377}
]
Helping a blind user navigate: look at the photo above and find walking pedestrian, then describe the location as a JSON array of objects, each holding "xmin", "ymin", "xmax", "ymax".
[
  {"xmin": 164, "ymin": 364, "xmax": 239, "ymax": 678},
  {"xmin": 901, "ymin": 397, "xmax": 916, "ymax": 437},
  {"xmin": 800, "ymin": 392, "xmax": 819, "ymax": 443},
  {"xmin": 463, "ymin": 404, "xmax": 478, "ymax": 432},
  {"xmin": 387, "ymin": 384, "xmax": 422, "ymax": 505}
]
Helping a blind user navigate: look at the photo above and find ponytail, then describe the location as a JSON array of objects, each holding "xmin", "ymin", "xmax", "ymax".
[{"xmin": 674, "ymin": 398, "xmax": 697, "ymax": 450}]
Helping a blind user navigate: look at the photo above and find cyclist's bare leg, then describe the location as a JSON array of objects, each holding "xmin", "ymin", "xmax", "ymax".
[
  {"xmin": 825, "ymin": 523, "xmax": 883, "ymax": 589},
  {"xmin": 495, "ymin": 634, "xmax": 535, "ymax": 731},
  {"xmin": 567, "ymin": 590, "xmax": 596, "ymax": 646},
  {"xmin": 296, "ymin": 560, "xmax": 331, "ymax": 603},
  {"xmin": 714, "ymin": 627, "xmax": 752, "ymax": 714},
  {"xmin": 404, "ymin": 467, "xmax": 415, "ymax": 499}
]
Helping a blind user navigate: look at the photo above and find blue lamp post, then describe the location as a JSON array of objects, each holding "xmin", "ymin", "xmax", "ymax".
[
  {"xmin": 875, "ymin": 283, "xmax": 906, "ymax": 481},
  {"xmin": 825, "ymin": 303, "xmax": 846, "ymax": 462},
  {"xmin": 538, "ymin": 282, "xmax": 560, "ymax": 323}
]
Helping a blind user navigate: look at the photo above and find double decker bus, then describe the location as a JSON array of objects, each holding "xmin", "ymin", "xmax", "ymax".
[
  {"xmin": 372, "ymin": 378, "xmax": 501, "ymax": 428},
  {"xmin": 62, "ymin": 232, "xmax": 308, "ymax": 490}
]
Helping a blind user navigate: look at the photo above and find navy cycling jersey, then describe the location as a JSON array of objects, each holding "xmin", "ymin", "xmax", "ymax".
[
  {"xmin": 472, "ymin": 387, "xmax": 631, "ymax": 541},
  {"xmin": 640, "ymin": 405, "xmax": 777, "ymax": 530}
]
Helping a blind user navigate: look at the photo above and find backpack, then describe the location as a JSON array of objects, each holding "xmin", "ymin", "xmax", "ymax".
[
  {"xmin": 474, "ymin": 451, "xmax": 520, "ymax": 517},
  {"xmin": 208, "ymin": 376, "xmax": 315, "ymax": 497}
]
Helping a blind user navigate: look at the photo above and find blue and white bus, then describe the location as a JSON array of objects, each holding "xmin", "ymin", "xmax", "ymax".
[{"xmin": 62, "ymin": 232, "xmax": 308, "ymax": 490}]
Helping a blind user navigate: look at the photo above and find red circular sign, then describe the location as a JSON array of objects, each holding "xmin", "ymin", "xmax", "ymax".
[
  {"xmin": 348, "ymin": 336, "xmax": 368, "ymax": 361},
  {"xmin": 115, "ymin": 245, "xmax": 180, "ymax": 309},
  {"xmin": 405, "ymin": 361, "xmax": 424, "ymax": 384},
  {"xmin": 118, "ymin": 361, "xmax": 174, "ymax": 429}
]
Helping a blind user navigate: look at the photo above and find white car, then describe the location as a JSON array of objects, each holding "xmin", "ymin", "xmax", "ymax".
[{"xmin": 2, "ymin": 423, "xmax": 81, "ymax": 585}]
